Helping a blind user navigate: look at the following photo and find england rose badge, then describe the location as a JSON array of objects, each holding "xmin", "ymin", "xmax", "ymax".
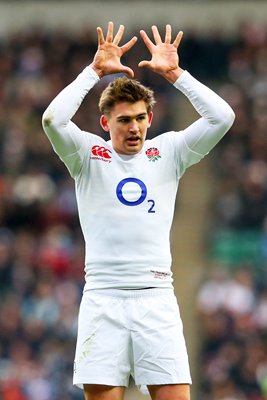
[{"xmin": 145, "ymin": 147, "xmax": 161, "ymax": 162}]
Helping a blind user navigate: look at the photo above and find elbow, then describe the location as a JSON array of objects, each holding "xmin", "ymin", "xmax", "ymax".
[
  {"xmin": 42, "ymin": 109, "xmax": 55, "ymax": 129},
  {"xmin": 219, "ymin": 107, "xmax": 235, "ymax": 132},
  {"xmin": 227, "ymin": 107, "xmax": 236, "ymax": 127}
]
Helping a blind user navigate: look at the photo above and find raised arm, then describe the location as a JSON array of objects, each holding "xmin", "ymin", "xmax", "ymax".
[
  {"xmin": 139, "ymin": 25, "xmax": 235, "ymax": 154},
  {"xmin": 42, "ymin": 22, "xmax": 137, "ymax": 157}
]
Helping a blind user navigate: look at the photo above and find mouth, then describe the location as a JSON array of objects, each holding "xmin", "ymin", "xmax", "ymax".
[{"xmin": 126, "ymin": 136, "xmax": 141, "ymax": 145}]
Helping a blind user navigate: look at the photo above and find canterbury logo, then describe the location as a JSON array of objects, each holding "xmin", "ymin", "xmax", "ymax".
[{"xmin": 91, "ymin": 145, "xmax": 112, "ymax": 162}]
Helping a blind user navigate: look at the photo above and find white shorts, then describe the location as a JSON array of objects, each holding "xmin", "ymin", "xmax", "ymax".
[{"xmin": 73, "ymin": 288, "xmax": 192, "ymax": 389}]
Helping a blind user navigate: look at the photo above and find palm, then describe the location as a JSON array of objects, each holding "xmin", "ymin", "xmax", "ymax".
[
  {"xmin": 94, "ymin": 45, "xmax": 124, "ymax": 74},
  {"xmin": 91, "ymin": 22, "xmax": 137, "ymax": 78},
  {"xmin": 139, "ymin": 25, "xmax": 183, "ymax": 77},
  {"xmin": 148, "ymin": 44, "xmax": 179, "ymax": 73}
]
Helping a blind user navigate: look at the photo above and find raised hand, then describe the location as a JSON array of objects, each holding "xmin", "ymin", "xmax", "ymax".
[
  {"xmin": 139, "ymin": 25, "xmax": 184, "ymax": 83},
  {"xmin": 90, "ymin": 21, "xmax": 137, "ymax": 78}
]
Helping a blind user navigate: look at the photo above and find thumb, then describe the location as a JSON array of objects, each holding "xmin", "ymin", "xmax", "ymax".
[
  {"xmin": 138, "ymin": 60, "xmax": 150, "ymax": 68},
  {"xmin": 121, "ymin": 65, "xmax": 135, "ymax": 78}
]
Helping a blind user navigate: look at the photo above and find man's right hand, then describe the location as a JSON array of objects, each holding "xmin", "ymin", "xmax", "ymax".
[{"xmin": 89, "ymin": 21, "xmax": 137, "ymax": 78}]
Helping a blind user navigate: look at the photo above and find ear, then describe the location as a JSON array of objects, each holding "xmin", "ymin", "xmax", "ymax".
[
  {"xmin": 100, "ymin": 115, "xmax": 109, "ymax": 132},
  {"xmin": 148, "ymin": 111, "xmax": 153, "ymax": 128}
]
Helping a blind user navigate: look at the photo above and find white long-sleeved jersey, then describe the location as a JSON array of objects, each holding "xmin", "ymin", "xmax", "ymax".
[{"xmin": 42, "ymin": 67, "xmax": 235, "ymax": 290}]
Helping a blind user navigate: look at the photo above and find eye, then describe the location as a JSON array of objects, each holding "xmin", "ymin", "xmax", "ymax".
[
  {"xmin": 118, "ymin": 118, "xmax": 130, "ymax": 124},
  {"xmin": 137, "ymin": 115, "xmax": 146, "ymax": 121}
]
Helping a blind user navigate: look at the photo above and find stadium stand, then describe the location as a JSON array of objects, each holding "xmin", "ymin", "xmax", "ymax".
[{"xmin": 0, "ymin": 18, "xmax": 267, "ymax": 400}]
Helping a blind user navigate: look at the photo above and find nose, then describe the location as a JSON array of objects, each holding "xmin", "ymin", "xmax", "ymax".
[{"xmin": 129, "ymin": 120, "xmax": 139, "ymax": 133}]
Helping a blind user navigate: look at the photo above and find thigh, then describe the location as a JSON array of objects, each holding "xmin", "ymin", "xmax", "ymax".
[
  {"xmin": 84, "ymin": 384, "xmax": 125, "ymax": 400},
  {"xmin": 74, "ymin": 292, "xmax": 131, "ymax": 388},
  {"xmin": 132, "ymin": 291, "xmax": 192, "ymax": 386},
  {"xmin": 148, "ymin": 384, "xmax": 190, "ymax": 400}
]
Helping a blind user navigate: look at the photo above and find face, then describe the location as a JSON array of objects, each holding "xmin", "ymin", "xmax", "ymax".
[{"xmin": 100, "ymin": 100, "xmax": 153, "ymax": 155}]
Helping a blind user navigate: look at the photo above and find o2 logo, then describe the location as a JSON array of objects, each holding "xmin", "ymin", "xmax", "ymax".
[{"xmin": 116, "ymin": 178, "xmax": 155, "ymax": 213}]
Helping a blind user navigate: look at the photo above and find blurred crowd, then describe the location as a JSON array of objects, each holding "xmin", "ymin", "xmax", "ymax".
[
  {"xmin": 0, "ymin": 21, "xmax": 267, "ymax": 400},
  {"xmin": 197, "ymin": 22, "xmax": 267, "ymax": 400}
]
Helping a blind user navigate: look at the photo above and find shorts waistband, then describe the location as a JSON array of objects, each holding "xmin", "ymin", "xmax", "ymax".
[{"xmin": 85, "ymin": 288, "xmax": 174, "ymax": 298}]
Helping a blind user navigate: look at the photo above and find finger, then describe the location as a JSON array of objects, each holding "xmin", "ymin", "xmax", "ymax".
[
  {"xmin": 96, "ymin": 27, "xmax": 105, "ymax": 45},
  {"xmin": 106, "ymin": 21, "xmax": 114, "ymax": 43},
  {"xmin": 173, "ymin": 30, "xmax": 183, "ymax": 48},
  {"xmin": 165, "ymin": 24, "xmax": 172, "ymax": 44},
  {"xmin": 152, "ymin": 25, "xmax": 162, "ymax": 45},
  {"xmin": 113, "ymin": 24, "xmax": 124, "ymax": 45},
  {"xmin": 121, "ymin": 36, "xmax": 138, "ymax": 54},
  {"xmin": 140, "ymin": 30, "xmax": 154, "ymax": 52}
]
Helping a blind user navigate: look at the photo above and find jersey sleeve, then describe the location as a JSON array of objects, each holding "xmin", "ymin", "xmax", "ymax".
[
  {"xmin": 173, "ymin": 70, "xmax": 235, "ymax": 165},
  {"xmin": 42, "ymin": 66, "xmax": 100, "ymax": 177}
]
